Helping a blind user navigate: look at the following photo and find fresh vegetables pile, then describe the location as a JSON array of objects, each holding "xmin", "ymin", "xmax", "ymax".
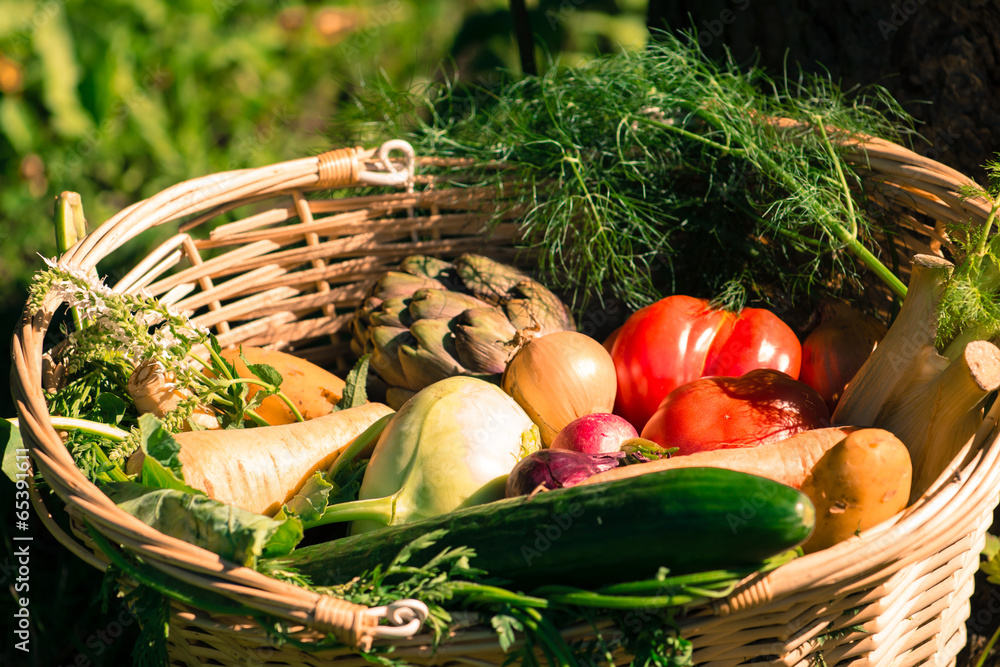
[{"xmin": 10, "ymin": 32, "xmax": 1000, "ymax": 667}]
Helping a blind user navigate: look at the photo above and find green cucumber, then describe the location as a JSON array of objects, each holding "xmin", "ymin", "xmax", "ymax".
[{"xmin": 284, "ymin": 467, "xmax": 814, "ymax": 591}]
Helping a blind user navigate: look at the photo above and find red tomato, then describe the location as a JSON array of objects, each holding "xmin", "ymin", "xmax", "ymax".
[
  {"xmin": 640, "ymin": 368, "xmax": 830, "ymax": 455},
  {"xmin": 611, "ymin": 295, "xmax": 802, "ymax": 431},
  {"xmin": 798, "ymin": 302, "xmax": 887, "ymax": 413},
  {"xmin": 704, "ymin": 308, "xmax": 802, "ymax": 378}
]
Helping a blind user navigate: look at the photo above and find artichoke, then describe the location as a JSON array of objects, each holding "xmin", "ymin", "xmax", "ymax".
[{"xmin": 351, "ymin": 254, "xmax": 575, "ymax": 408}]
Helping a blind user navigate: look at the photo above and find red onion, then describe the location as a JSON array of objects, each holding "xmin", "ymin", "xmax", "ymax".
[{"xmin": 505, "ymin": 449, "xmax": 625, "ymax": 497}]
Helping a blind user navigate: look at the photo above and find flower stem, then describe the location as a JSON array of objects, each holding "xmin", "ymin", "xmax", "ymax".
[{"xmin": 8, "ymin": 416, "xmax": 130, "ymax": 442}]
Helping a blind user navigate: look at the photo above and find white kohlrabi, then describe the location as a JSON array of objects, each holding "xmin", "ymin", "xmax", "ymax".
[{"xmin": 311, "ymin": 376, "xmax": 541, "ymax": 534}]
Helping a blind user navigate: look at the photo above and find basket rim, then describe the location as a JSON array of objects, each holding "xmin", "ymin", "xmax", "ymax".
[{"xmin": 11, "ymin": 133, "xmax": 1000, "ymax": 655}]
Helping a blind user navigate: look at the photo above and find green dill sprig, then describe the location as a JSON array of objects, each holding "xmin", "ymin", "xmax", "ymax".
[
  {"xmin": 332, "ymin": 32, "xmax": 915, "ymax": 315},
  {"xmin": 935, "ymin": 158, "xmax": 1000, "ymax": 357}
]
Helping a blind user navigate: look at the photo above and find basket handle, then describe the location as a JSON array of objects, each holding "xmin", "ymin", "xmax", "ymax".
[
  {"xmin": 316, "ymin": 139, "xmax": 416, "ymax": 190},
  {"xmin": 311, "ymin": 595, "xmax": 429, "ymax": 649},
  {"xmin": 368, "ymin": 600, "xmax": 431, "ymax": 638}
]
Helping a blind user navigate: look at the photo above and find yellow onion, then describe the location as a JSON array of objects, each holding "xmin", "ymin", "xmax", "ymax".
[{"xmin": 501, "ymin": 331, "xmax": 617, "ymax": 445}]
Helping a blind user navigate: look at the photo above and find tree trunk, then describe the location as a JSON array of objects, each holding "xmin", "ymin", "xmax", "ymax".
[{"xmin": 649, "ymin": 0, "xmax": 1000, "ymax": 183}]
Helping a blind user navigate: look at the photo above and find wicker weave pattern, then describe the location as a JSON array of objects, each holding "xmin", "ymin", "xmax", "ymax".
[{"xmin": 12, "ymin": 138, "xmax": 1000, "ymax": 666}]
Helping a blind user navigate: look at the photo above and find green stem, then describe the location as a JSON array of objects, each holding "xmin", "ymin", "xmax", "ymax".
[
  {"xmin": 197, "ymin": 378, "xmax": 305, "ymax": 425},
  {"xmin": 327, "ymin": 414, "xmax": 392, "ymax": 481},
  {"xmin": 529, "ymin": 583, "xmax": 727, "ymax": 609},
  {"xmin": 452, "ymin": 582, "xmax": 550, "ymax": 608},
  {"xmin": 8, "ymin": 417, "xmax": 132, "ymax": 483},
  {"xmin": 92, "ymin": 444, "xmax": 131, "ymax": 483},
  {"xmin": 975, "ymin": 620, "xmax": 1000, "ymax": 667},
  {"xmin": 523, "ymin": 607, "xmax": 577, "ymax": 666},
  {"xmin": 9, "ymin": 416, "xmax": 130, "ymax": 443},
  {"xmin": 748, "ymin": 138, "xmax": 907, "ymax": 297},
  {"xmin": 205, "ymin": 378, "xmax": 305, "ymax": 420},
  {"xmin": 53, "ymin": 192, "xmax": 88, "ymax": 331},
  {"xmin": 835, "ymin": 232, "xmax": 907, "ymax": 298},
  {"xmin": 243, "ymin": 409, "xmax": 271, "ymax": 428},
  {"xmin": 596, "ymin": 570, "xmax": 745, "ymax": 595},
  {"xmin": 270, "ymin": 392, "xmax": 305, "ymax": 423},
  {"xmin": 305, "ymin": 494, "xmax": 396, "ymax": 529},
  {"xmin": 814, "ymin": 117, "xmax": 860, "ymax": 239},
  {"xmin": 635, "ymin": 114, "xmax": 743, "ymax": 156},
  {"xmin": 731, "ymin": 199, "xmax": 830, "ymax": 249},
  {"xmin": 972, "ymin": 191, "xmax": 1000, "ymax": 263},
  {"xmin": 563, "ymin": 154, "xmax": 604, "ymax": 230},
  {"xmin": 759, "ymin": 141, "xmax": 907, "ymax": 298}
]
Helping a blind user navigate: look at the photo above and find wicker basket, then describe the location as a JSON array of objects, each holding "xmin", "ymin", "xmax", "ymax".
[{"xmin": 12, "ymin": 133, "xmax": 1000, "ymax": 667}]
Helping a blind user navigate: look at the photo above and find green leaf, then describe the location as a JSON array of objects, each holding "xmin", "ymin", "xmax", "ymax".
[
  {"xmin": 335, "ymin": 353, "xmax": 371, "ymax": 411},
  {"xmin": 984, "ymin": 532, "xmax": 1000, "ymax": 561},
  {"xmin": 1, "ymin": 420, "xmax": 27, "ymax": 484},
  {"xmin": 136, "ymin": 413, "xmax": 202, "ymax": 495},
  {"xmin": 242, "ymin": 357, "xmax": 283, "ymax": 390},
  {"xmin": 241, "ymin": 353, "xmax": 283, "ymax": 415},
  {"xmin": 327, "ymin": 458, "xmax": 369, "ymax": 506},
  {"xmin": 92, "ymin": 393, "xmax": 128, "ymax": 427},
  {"xmin": 261, "ymin": 515, "xmax": 304, "ymax": 559},
  {"xmin": 277, "ymin": 471, "xmax": 333, "ymax": 524},
  {"xmin": 394, "ymin": 528, "xmax": 449, "ymax": 567},
  {"xmin": 104, "ymin": 481, "xmax": 303, "ymax": 566},
  {"xmin": 491, "ymin": 612, "xmax": 524, "ymax": 653},
  {"xmin": 983, "ymin": 533, "xmax": 1000, "ymax": 585}
]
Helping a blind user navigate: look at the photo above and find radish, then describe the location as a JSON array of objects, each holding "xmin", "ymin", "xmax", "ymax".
[{"xmin": 550, "ymin": 413, "xmax": 638, "ymax": 454}]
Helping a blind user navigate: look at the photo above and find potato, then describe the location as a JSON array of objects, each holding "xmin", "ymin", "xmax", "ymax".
[
  {"xmin": 799, "ymin": 428, "xmax": 912, "ymax": 553},
  {"xmin": 220, "ymin": 346, "xmax": 346, "ymax": 425}
]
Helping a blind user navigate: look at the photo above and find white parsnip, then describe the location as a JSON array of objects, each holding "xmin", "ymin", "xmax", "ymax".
[
  {"xmin": 832, "ymin": 254, "xmax": 953, "ymax": 428},
  {"xmin": 875, "ymin": 340, "xmax": 1000, "ymax": 501},
  {"xmin": 127, "ymin": 401, "xmax": 393, "ymax": 516}
]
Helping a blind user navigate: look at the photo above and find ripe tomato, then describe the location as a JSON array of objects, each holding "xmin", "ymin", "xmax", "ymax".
[
  {"xmin": 611, "ymin": 295, "xmax": 801, "ymax": 430},
  {"xmin": 798, "ymin": 301, "xmax": 887, "ymax": 413},
  {"xmin": 640, "ymin": 368, "xmax": 830, "ymax": 455}
]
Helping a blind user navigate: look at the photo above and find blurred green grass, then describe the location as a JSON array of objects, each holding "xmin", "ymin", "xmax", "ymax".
[{"xmin": 0, "ymin": 2, "xmax": 647, "ymax": 665}]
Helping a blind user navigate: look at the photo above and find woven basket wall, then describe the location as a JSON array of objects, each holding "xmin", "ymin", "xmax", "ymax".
[{"xmin": 11, "ymin": 135, "xmax": 1000, "ymax": 667}]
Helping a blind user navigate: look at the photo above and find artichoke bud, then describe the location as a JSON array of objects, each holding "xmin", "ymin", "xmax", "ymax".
[
  {"xmin": 453, "ymin": 307, "xmax": 518, "ymax": 374},
  {"xmin": 371, "ymin": 271, "xmax": 445, "ymax": 301},
  {"xmin": 507, "ymin": 280, "xmax": 575, "ymax": 332},
  {"xmin": 360, "ymin": 295, "xmax": 384, "ymax": 312},
  {"xmin": 400, "ymin": 255, "xmax": 458, "ymax": 285},
  {"xmin": 453, "ymin": 254, "xmax": 533, "ymax": 303},
  {"xmin": 368, "ymin": 296, "xmax": 413, "ymax": 329},
  {"xmin": 398, "ymin": 319, "xmax": 469, "ymax": 390},
  {"xmin": 352, "ymin": 254, "xmax": 575, "ymax": 400},
  {"xmin": 369, "ymin": 326, "xmax": 415, "ymax": 389},
  {"xmin": 407, "ymin": 288, "xmax": 493, "ymax": 322},
  {"xmin": 504, "ymin": 297, "xmax": 574, "ymax": 337}
]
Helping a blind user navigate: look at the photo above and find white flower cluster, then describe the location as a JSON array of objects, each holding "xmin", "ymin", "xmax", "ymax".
[{"xmin": 36, "ymin": 258, "xmax": 209, "ymax": 371}]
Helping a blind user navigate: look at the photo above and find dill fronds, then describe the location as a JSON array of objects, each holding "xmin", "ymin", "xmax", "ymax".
[{"xmin": 332, "ymin": 32, "xmax": 916, "ymax": 316}]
